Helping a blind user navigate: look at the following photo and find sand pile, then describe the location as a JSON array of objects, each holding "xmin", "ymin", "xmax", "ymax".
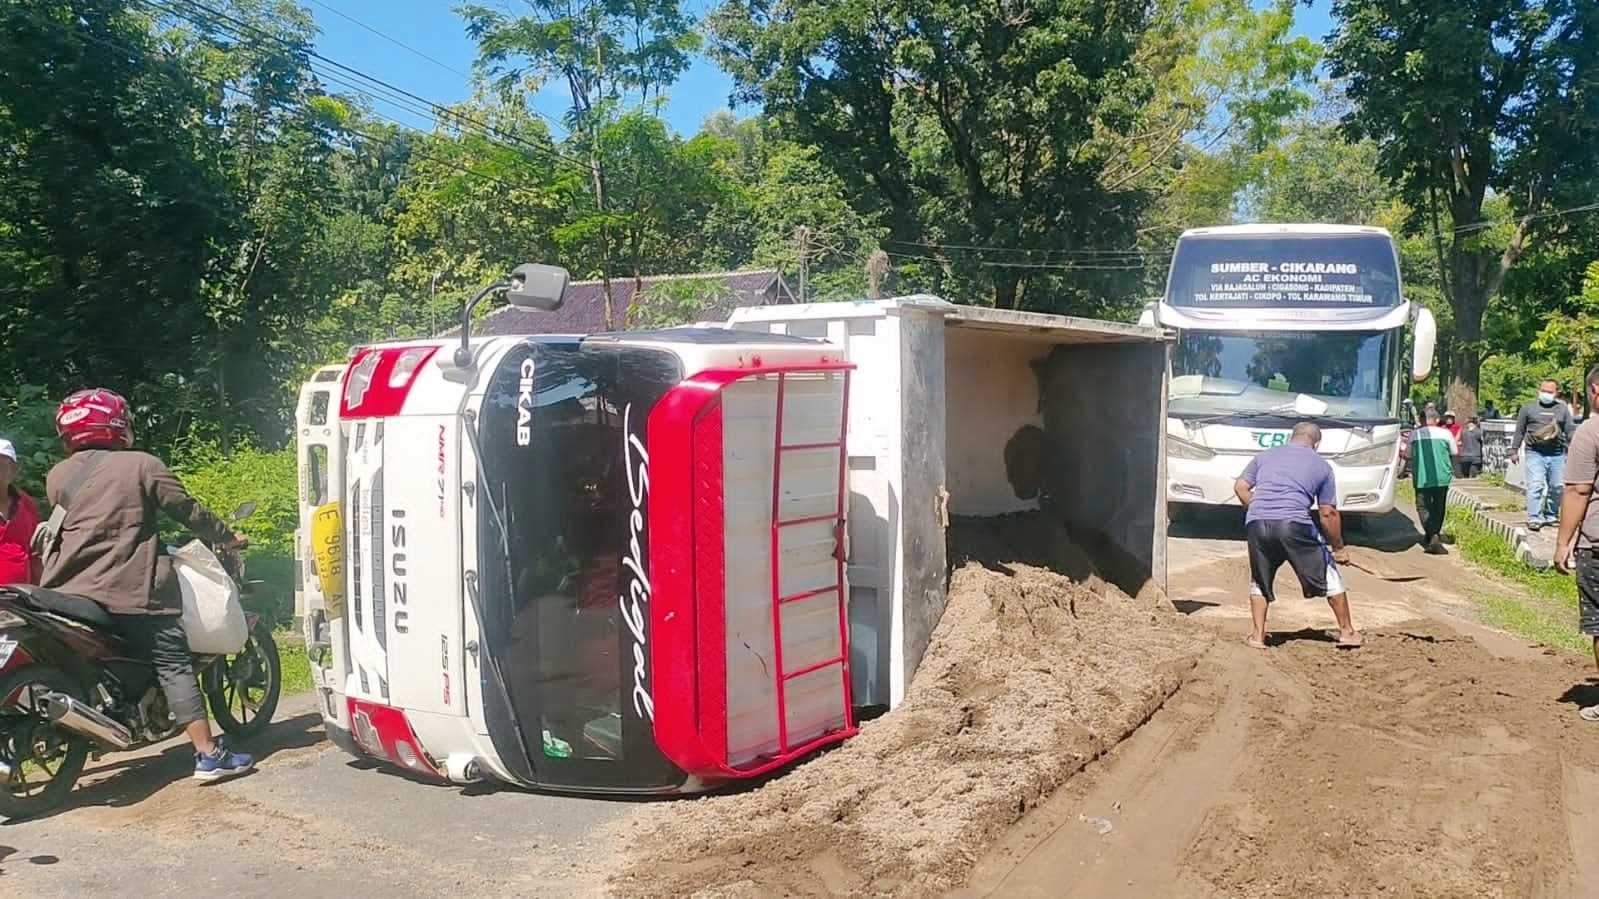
[{"xmin": 606, "ymin": 512, "xmax": 1209, "ymax": 898}]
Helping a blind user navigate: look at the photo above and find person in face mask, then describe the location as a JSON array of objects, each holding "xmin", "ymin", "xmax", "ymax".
[{"xmin": 1511, "ymin": 378, "xmax": 1576, "ymax": 531}]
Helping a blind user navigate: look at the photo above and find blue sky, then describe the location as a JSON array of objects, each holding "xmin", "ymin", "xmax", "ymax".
[{"xmin": 309, "ymin": 0, "xmax": 1336, "ymax": 137}]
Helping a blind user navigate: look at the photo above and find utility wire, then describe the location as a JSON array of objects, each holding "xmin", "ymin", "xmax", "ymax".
[
  {"xmin": 301, "ymin": 0, "xmax": 472, "ymax": 80},
  {"xmin": 298, "ymin": 0, "xmax": 574, "ymax": 141},
  {"xmin": 73, "ymin": 17, "xmax": 565, "ymax": 198},
  {"xmin": 144, "ymin": 0, "xmax": 589, "ymax": 173},
  {"xmin": 885, "ymin": 248, "xmax": 1151, "ymax": 272}
]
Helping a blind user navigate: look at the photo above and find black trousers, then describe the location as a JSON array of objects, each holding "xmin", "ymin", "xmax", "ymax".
[
  {"xmin": 1415, "ymin": 486, "xmax": 1449, "ymax": 541},
  {"xmin": 114, "ymin": 613, "xmax": 208, "ymax": 726},
  {"xmin": 1456, "ymin": 458, "xmax": 1482, "ymax": 478}
]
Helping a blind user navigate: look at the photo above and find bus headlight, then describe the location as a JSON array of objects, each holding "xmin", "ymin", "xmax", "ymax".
[
  {"xmin": 1336, "ymin": 441, "xmax": 1397, "ymax": 467},
  {"xmin": 1168, "ymin": 435, "xmax": 1216, "ymax": 461}
]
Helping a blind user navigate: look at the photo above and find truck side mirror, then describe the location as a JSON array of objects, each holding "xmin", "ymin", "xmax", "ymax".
[
  {"xmin": 1411, "ymin": 307, "xmax": 1436, "ymax": 383},
  {"xmin": 449, "ymin": 263, "xmax": 574, "ymax": 372},
  {"xmin": 506, "ymin": 263, "xmax": 568, "ymax": 312}
]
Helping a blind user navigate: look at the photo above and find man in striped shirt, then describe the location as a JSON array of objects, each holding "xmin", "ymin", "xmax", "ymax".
[{"xmin": 1409, "ymin": 409, "xmax": 1457, "ymax": 555}]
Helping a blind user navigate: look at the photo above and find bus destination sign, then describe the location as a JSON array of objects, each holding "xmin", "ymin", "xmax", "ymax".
[{"xmin": 1190, "ymin": 261, "xmax": 1375, "ymax": 307}]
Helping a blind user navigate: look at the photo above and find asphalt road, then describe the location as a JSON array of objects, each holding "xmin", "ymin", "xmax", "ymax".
[
  {"xmin": 0, "ymin": 694, "xmax": 631, "ymax": 897},
  {"xmin": 0, "ymin": 506, "xmax": 1425, "ymax": 897}
]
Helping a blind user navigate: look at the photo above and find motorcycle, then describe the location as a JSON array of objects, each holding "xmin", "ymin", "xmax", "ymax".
[{"xmin": 0, "ymin": 502, "xmax": 282, "ymax": 819}]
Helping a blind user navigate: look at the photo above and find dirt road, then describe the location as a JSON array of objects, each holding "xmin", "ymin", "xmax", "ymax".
[
  {"xmin": 958, "ymin": 511, "xmax": 1599, "ymax": 898},
  {"xmin": 1, "ymin": 508, "xmax": 1595, "ymax": 898}
]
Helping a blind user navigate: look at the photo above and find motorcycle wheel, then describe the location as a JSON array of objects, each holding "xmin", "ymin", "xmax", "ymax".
[
  {"xmin": 203, "ymin": 623, "xmax": 282, "ymax": 740},
  {"xmin": 0, "ymin": 666, "xmax": 91, "ymax": 821}
]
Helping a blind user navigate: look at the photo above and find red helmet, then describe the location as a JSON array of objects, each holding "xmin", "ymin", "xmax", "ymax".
[{"xmin": 56, "ymin": 388, "xmax": 134, "ymax": 452}]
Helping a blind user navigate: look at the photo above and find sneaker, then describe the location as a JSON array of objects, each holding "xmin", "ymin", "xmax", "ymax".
[
  {"xmin": 1425, "ymin": 537, "xmax": 1448, "ymax": 555},
  {"xmin": 194, "ymin": 738, "xmax": 255, "ymax": 783}
]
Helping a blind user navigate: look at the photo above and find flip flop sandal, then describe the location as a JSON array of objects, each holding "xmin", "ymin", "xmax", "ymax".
[
  {"xmin": 1335, "ymin": 634, "xmax": 1366, "ymax": 650},
  {"xmin": 1244, "ymin": 635, "xmax": 1268, "ymax": 650},
  {"xmin": 1579, "ymin": 706, "xmax": 1599, "ymax": 722}
]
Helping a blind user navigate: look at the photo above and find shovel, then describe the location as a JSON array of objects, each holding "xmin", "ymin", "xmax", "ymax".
[{"xmin": 1342, "ymin": 558, "xmax": 1426, "ymax": 583}]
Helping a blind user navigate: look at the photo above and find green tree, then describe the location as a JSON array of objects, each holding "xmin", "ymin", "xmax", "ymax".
[
  {"xmin": 629, "ymin": 278, "xmax": 741, "ymax": 328},
  {"xmin": 709, "ymin": 0, "xmax": 1160, "ymax": 311},
  {"xmin": 0, "ymin": 0, "xmax": 226, "ymax": 418},
  {"xmin": 1532, "ymin": 260, "xmax": 1599, "ymax": 411},
  {"xmin": 1324, "ymin": 0, "xmax": 1599, "ymax": 414},
  {"xmin": 459, "ymin": 0, "xmax": 702, "ymax": 328}
]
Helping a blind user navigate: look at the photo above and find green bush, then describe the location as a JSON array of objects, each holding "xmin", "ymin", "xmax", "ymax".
[
  {"xmin": 4, "ymin": 389, "xmax": 301, "ymax": 628},
  {"xmin": 169, "ymin": 443, "xmax": 299, "ymax": 628},
  {"xmin": 0, "ymin": 385, "xmax": 66, "ymax": 498}
]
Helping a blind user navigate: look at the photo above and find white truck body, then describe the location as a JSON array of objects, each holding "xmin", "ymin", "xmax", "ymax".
[{"xmin": 296, "ymin": 296, "xmax": 1174, "ymax": 792}]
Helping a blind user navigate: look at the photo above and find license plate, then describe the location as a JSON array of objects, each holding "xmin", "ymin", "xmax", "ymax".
[{"xmin": 0, "ymin": 638, "xmax": 17, "ymax": 669}]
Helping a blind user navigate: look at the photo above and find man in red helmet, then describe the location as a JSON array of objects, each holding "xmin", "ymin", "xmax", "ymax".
[{"xmin": 38, "ymin": 388, "xmax": 255, "ymax": 782}]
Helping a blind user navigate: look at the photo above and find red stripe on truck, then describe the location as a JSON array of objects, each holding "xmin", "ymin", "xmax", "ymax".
[{"xmin": 339, "ymin": 345, "xmax": 439, "ymax": 419}]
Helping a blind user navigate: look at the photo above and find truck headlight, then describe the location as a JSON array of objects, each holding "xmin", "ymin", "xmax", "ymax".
[
  {"xmin": 1168, "ymin": 435, "xmax": 1216, "ymax": 461},
  {"xmin": 1336, "ymin": 441, "xmax": 1397, "ymax": 467}
]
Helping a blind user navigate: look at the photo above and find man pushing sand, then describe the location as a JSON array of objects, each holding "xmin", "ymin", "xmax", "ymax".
[{"xmin": 1233, "ymin": 421, "xmax": 1364, "ymax": 649}]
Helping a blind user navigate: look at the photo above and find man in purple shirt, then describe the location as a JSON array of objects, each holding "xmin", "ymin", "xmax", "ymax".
[{"xmin": 1234, "ymin": 421, "xmax": 1364, "ymax": 650}]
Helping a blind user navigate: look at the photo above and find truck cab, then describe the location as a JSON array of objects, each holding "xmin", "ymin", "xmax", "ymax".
[{"xmin": 298, "ymin": 329, "xmax": 860, "ymax": 794}]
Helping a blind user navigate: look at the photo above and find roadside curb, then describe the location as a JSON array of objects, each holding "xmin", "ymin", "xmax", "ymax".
[{"xmin": 1448, "ymin": 486, "xmax": 1553, "ymax": 569}]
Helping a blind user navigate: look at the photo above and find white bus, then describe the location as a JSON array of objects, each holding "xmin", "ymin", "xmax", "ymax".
[{"xmin": 1140, "ymin": 223, "xmax": 1437, "ymax": 521}]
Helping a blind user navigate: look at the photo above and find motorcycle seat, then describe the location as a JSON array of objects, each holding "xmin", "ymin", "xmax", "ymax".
[{"xmin": 6, "ymin": 585, "xmax": 114, "ymax": 629}]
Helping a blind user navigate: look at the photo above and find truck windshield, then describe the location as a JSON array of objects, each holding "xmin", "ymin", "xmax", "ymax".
[
  {"xmin": 1170, "ymin": 329, "xmax": 1401, "ymax": 422},
  {"xmin": 1165, "ymin": 233, "xmax": 1402, "ymax": 309},
  {"xmin": 475, "ymin": 340, "xmax": 684, "ymax": 791}
]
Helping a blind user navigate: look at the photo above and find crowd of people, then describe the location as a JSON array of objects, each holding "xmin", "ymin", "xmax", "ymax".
[{"xmin": 1407, "ymin": 381, "xmax": 1585, "ymax": 533}]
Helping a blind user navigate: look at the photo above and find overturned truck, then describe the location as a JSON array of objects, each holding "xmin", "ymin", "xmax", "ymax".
[{"xmin": 293, "ymin": 275, "xmax": 1171, "ymax": 795}]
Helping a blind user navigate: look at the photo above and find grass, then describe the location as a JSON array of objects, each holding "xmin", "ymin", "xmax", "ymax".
[
  {"xmin": 1397, "ymin": 480, "xmax": 1589, "ymax": 653},
  {"xmin": 274, "ymin": 629, "xmax": 315, "ymax": 696}
]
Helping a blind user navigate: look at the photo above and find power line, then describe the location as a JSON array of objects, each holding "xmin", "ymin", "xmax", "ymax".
[
  {"xmin": 885, "ymin": 248, "xmax": 1151, "ymax": 272},
  {"xmin": 73, "ymin": 16, "xmax": 565, "ymax": 199},
  {"xmin": 295, "ymin": 0, "xmax": 571, "ymax": 141},
  {"xmin": 301, "ymin": 0, "xmax": 472, "ymax": 81},
  {"xmin": 143, "ymin": 0, "xmax": 588, "ymax": 173},
  {"xmin": 883, "ymin": 238, "xmax": 1166, "ymax": 258},
  {"xmin": 1450, "ymin": 201, "xmax": 1599, "ymax": 236}
]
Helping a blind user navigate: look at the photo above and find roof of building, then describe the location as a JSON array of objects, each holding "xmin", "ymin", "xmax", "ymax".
[{"xmin": 449, "ymin": 268, "xmax": 795, "ymax": 337}]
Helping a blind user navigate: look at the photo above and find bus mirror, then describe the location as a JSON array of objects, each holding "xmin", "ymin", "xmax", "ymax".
[
  {"xmin": 1412, "ymin": 308, "xmax": 1437, "ymax": 383},
  {"xmin": 506, "ymin": 263, "xmax": 569, "ymax": 312}
]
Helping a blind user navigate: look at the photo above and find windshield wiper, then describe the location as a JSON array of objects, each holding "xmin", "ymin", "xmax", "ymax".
[
  {"xmin": 1178, "ymin": 409, "xmax": 1381, "ymax": 433},
  {"xmin": 1245, "ymin": 410, "xmax": 1378, "ymax": 434},
  {"xmin": 459, "ymin": 408, "xmax": 534, "ymax": 771}
]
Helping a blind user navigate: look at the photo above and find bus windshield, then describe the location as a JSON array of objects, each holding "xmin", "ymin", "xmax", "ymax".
[
  {"xmin": 1165, "ymin": 233, "xmax": 1402, "ymax": 309},
  {"xmin": 1169, "ymin": 329, "xmax": 1402, "ymax": 422}
]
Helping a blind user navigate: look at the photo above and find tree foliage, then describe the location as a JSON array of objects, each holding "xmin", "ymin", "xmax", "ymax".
[
  {"xmin": 709, "ymin": 0, "xmax": 1167, "ymax": 312},
  {"xmin": 5, "ymin": 0, "xmax": 1598, "ymax": 603},
  {"xmin": 1324, "ymin": 0, "xmax": 1599, "ymax": 413}
]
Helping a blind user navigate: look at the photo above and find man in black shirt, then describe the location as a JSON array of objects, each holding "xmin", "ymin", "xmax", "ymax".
[{"xmin": 1511, "ymin": 379, "xmax": 1577, "ymax": 530}]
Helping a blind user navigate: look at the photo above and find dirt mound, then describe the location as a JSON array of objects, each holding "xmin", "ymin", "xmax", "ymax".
[
  {"xmin": 606, "ymin": 517, "xmax": 1207, "ymax": 897},
  {"xmin": 948, "ymin": 512, "xmax": 1171, "ymax": 607}
]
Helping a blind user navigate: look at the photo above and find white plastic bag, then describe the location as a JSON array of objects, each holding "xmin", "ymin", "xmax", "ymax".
[{"xmin": 171, "ymin": 540, "xmax": 248, "ymax": 655}]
